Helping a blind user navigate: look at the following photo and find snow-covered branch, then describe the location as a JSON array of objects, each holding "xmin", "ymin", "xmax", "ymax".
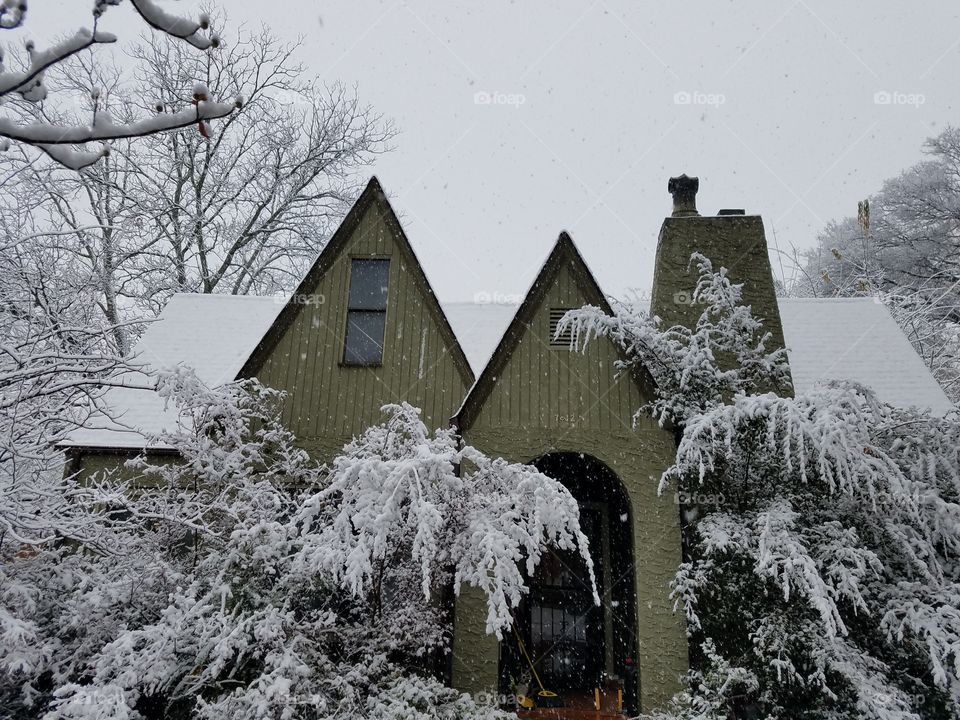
[
  {"xmin": 1, "ymin": 374, "xmax": 584, "ymax": 717},
  {"xmin": 0, "ymin": 1, "xmax": 237, "ymax": 168},
  {"xmin": 297, "ymin": 401, "xmax": 595, "ymax": 637},
  {"xmin": 0, "ymin": 28, "xmax": 117, "ymax": 100},
  {"xmin": 566, "ymin": 253, "xmax": 960, "ymax": 719},
  {"xmin": 128, "ymin": 0, "xmax": 217, "ymax": 50},
  {"xmin": 560, "ymin": 252, "xmax": 791, "ymax": 426},
  {"xmin": 1, "ymin": 99, "xmax": 241, "ymax": 169}
]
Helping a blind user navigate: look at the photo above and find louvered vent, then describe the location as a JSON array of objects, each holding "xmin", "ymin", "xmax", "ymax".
[{"xmin": 549, "ymin": 308, "xmax": 574, "ymax": 347}]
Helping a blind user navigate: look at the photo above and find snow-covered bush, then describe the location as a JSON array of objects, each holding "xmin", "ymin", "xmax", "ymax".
[
  {"xmin": 562, "ymin": 254, "xmax": 791, "ymax": 427},
  {"xmin": 2, "ymin": 368, "xmax": 588, "ymax": 719},
  {"xmin": 563, "ymin": 254, "xmax": 960, "ymax": 719},
  {"xmin": 298, "ymin": 405, "xmax": 595, "ymax": 638},
  {"xmin": 0, "ymin": 238, "xmax": 152, "ymax": 716}
]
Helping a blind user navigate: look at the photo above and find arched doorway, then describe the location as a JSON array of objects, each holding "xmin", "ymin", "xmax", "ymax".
[{"xmin": 500, "ymin": 452, "xmax": 638, "ymax": 713}]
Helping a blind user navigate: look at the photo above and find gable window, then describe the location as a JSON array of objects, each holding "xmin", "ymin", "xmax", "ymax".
[
  {"xmin": 343, "ymin": 259, "xmax": 390, "ymax": 365},
  {"xmin": 549, "ymin": 307, "xmax": 574, "ymax": 347}
]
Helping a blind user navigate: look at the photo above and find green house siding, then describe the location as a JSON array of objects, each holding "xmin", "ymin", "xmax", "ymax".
[
  {"xmin": 248, "ymin": 186, "xmax": 473, "ymax": 461},
  {"xmin": 452, "ymin": 257, "xmax": 688, "ymax": 713}
]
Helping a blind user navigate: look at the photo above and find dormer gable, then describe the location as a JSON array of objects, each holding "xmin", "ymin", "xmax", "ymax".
[
  {"xmin": 453, "ymin": 232, "xmax": 657, "ymax": 434},
  {"xmin": 240, "ymin": 178, "xmax": 474, "ymax": 451}
]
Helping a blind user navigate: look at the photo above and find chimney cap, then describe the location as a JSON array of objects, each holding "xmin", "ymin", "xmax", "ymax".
[{"xmin": 668, "ymin": 174, "xmax": 699, "ymax": 217}]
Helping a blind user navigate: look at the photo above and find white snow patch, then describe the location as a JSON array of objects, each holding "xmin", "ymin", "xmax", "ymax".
[
  {"xmin": 778, "ymin": 297, "xmax": 953, "ymax": 415},
  {"xmin": 441, "ymin": 302, "xmax": 517, "ymax": 375},
  {"xmin": 62, "ymin": 294, "xmax": 284, "ymax": 450}
]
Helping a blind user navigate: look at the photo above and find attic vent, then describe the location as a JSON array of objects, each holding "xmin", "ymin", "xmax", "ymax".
[{"xmin": 549, "ymin": 308, "xmax": 574, "ymax": 347}]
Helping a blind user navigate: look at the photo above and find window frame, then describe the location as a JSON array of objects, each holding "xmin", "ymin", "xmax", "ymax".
[{"xmin": 341, "ymin": 256, "xmax": 391, "ymax": 367}]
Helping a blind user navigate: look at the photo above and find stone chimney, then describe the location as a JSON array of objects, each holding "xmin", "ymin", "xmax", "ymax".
[{"xmin": 650, "ymin": 175, "xmax": 790, "ymax": 390}]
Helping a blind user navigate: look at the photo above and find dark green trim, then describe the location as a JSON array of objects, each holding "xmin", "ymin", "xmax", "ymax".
[{"xmin": 61, "ymin": 445, "xmax": 180, "ymax": 479}]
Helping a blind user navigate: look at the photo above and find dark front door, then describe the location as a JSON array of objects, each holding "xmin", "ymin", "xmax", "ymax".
[{"xmin": 526, "ymin": 507, "xmax": 604, "ymax": 691}]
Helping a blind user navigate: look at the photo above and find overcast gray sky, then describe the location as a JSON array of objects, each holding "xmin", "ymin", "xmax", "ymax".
[{"xmin": 27, "ymin": 1, "xmax": 960, "ymax": 303}]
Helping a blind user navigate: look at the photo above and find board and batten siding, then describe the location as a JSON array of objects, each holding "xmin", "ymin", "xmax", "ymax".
[
  {"xmin": 254, "ymin": 197, "xmax": 471, "ymax": 461},
  {"xmin": 452, "ymin": 259, "xmax": 688, "ymax": 714},
  {"xmin": 477, "ymin": 264, "xmax": 639, "ymax": 430}
]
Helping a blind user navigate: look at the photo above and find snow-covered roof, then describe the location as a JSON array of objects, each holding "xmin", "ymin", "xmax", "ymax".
[
  {"xmin": 441, "ymin": 302, "xmax": 517, "ymax": 375},
  {"xmin": 64, "ymin": 292, "xmax": 953, "ymax": 451},
  {"xmin": 778, "ymin": 297, "xmax": 953, "ymax": 415},
  {"xmin": 445, "ymin": 297, "xmax": 953, "ymax": 415},
  {"xmin": 62, "ymin": 294, "xmax": 284, "ymax": 450}
]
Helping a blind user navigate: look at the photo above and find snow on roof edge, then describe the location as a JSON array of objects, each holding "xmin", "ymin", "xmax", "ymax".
[{"xmin": 64, "ymin": 288, "xmax": 955, "ymax": 452}]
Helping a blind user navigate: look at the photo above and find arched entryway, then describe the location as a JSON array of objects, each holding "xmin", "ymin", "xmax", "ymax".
[{"xmin": 500, "ymin": 452, "xmax": 638, "ymax": 715}]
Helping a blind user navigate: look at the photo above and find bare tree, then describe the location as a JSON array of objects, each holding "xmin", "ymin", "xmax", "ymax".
[
  {"xmin": 0, "ymin": 224, "xmax": 143, "ymax": 553},
  {"xmin": 5, "ymin": 16, "xmax": 391, "ymax": 353}
]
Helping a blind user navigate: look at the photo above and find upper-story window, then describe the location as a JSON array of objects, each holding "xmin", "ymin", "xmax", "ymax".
[{"xmin": 343, "ymin": 258, "xmax": 390, "ymax": 365}]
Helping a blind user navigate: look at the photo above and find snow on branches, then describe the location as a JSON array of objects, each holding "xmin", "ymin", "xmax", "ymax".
[
  {"xmin": 0, "ymin": 245, "xmax": 143, "ymax": 559},
  {"xmin": 298, "ymin": 402, "xmax": 595, "ymax": 637},
  {"xmin": 2, "ymin": 371, "xmax": 587, "ymax": 718},
  {"xmin": 0, "ymin": 1, "xmax": 239, "ymax": 169},
  {"xmin": 125, "ymin": 0, "xmax": 218, "ymax": 50},
  {"xmin": 559, "ymin": 253, "xmax": 791, "ymax": 427},
  {"xmin": 564, "ymin": 254, "xmax": 960, "ymax": 719}
]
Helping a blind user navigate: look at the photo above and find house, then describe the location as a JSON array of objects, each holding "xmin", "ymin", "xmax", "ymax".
[{"xmin": 61, "ymin": 176, "xmax": 953, "ymax": 717}]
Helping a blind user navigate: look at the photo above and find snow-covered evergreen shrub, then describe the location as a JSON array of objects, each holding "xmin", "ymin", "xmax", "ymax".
[
  {"xmin": 562, "ymin": 254, "xmax": 960, "ymax": 719},
  {"xmin": 2, "ymin": 368, "xmax": 588, "ymax": 719}
]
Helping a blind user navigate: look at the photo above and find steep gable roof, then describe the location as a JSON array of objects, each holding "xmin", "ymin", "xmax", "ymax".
[
  {"xmin": 64, "ymin": 177, "xmax": 475, "ymax": 452},
  {"xmin": 61, "ymin": 294, "xmax": 284, "ymax": 450},
  {"xmin": 238, "ymin": 177, "xmax": 474, "ymax": 388},
  {"xmin": 452, "ymin": 231, "xmax": 657, "ymax": 432},
  {"xmin": 61, "ymin": 186, "xmax": 954, "ymax": 453},
  {"xmin": 779, "ymin": 297, "xmax": 953, "ymax": 415}
]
